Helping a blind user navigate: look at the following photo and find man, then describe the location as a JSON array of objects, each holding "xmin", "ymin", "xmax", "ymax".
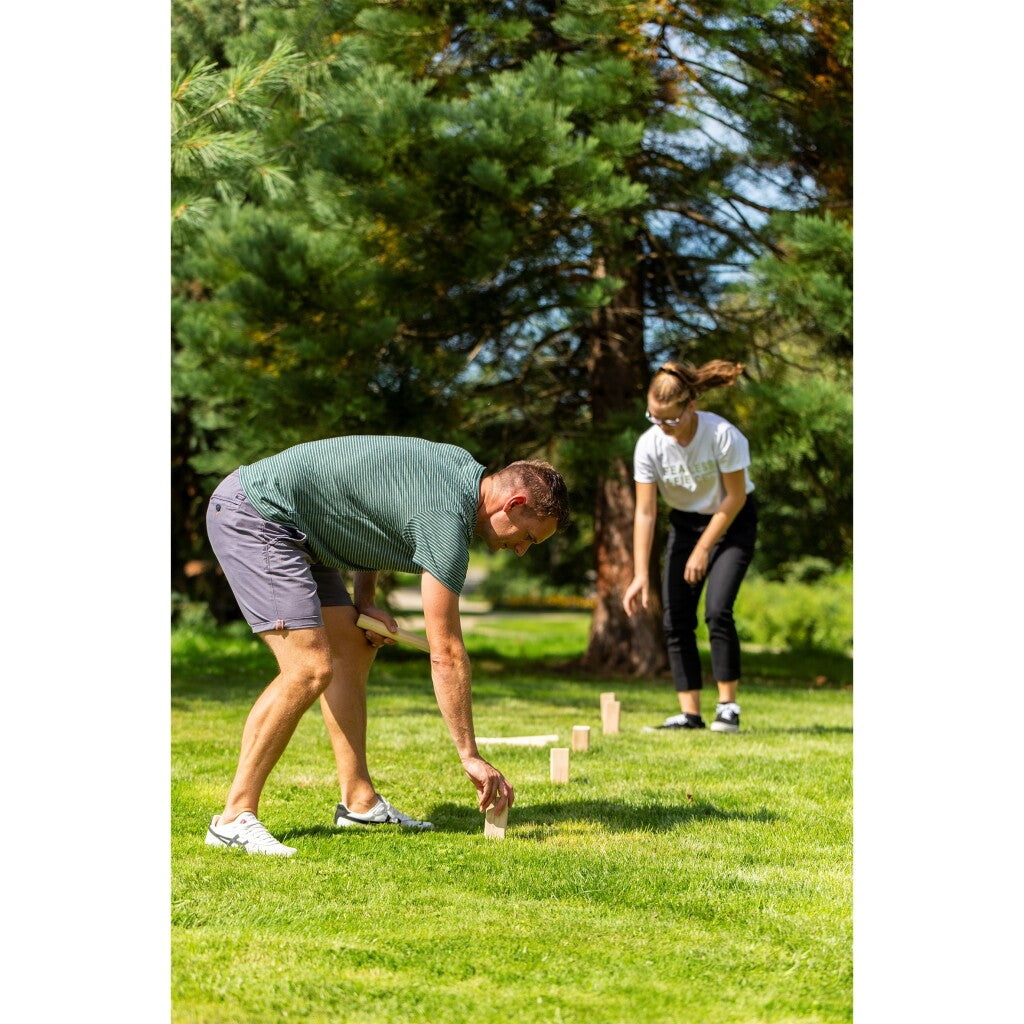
[{"xmin": 202, "ymin": 434, "xmax": 570, "ymax": 856}]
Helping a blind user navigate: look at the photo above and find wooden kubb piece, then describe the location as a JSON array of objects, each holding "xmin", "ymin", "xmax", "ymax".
[
  {"xmin": 484, "ymin": 805, "xmax": 508, "ymax": 839},
  {"xmin": 550, "ymin": 747, "xmax": 569, "ymax": 783},
  {"xmin": 601, "ymin": 692, "xmax": 620, "ymax": 734}
]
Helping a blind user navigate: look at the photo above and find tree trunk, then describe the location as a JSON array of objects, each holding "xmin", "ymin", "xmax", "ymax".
[{"xmin": 581, "ymin": 254, "xmax": 668, "ymax": 676}]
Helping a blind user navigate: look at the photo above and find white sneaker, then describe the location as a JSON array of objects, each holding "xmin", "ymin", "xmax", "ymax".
[
  {"xmin": 334, "ymin": 795, "xmax": 434, "ymax": 831},
  {"xmin": 205, "ymin": 812, "xmax": 297, "ymax": 856}
]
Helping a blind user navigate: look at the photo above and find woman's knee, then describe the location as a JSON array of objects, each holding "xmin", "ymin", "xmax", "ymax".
[
  {"xmin": 663, "ymin": 602, "xmax": 699, "ymax": 636},
  {"xmin": 704, "ymin": 604, "xmax": 736, "ymax": 635}
]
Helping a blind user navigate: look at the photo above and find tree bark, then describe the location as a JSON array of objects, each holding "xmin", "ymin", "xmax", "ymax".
[{"xmin": 581, "ymin": 254, "xmax": 668, "ymax": 676}]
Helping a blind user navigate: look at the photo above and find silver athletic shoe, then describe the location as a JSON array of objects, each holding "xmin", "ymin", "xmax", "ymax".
[
  {"xmin": 205, "ymin": 812, "xmax": 297, "ymax": 856},
  {"xmin": 334, "ymin": 795, "xmax": 434, "ymax": 830}
]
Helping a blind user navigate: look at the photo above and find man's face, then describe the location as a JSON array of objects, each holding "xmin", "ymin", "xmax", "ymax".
[{"xmin": 486, "ymin": 499, "xmax": 557, "ymax": 557}]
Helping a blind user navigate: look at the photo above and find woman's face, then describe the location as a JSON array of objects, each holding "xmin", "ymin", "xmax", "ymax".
[{"xmin": 646, "ymin": 393, "xmax": 696, "ymax": 440}]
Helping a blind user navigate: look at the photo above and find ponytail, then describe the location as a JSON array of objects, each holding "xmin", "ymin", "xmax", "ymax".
[{"xmin": 649, "ymin": 359, "xmax": 744, "ymax": 404}]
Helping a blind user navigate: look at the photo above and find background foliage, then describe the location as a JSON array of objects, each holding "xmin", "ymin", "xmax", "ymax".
[{"xmin": 171, "ymin": 0, "xmax": 853, "ymax": 652}]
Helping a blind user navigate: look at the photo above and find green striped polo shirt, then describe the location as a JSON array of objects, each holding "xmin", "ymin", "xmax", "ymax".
[{"xmin": 238, "ymin": 436, "xmax": 486, "ymax": 595}]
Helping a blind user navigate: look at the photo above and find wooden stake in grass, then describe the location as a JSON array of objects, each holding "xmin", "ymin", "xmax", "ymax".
[
  {"xmin": 484, "ymin": 804, "xmax": 508, "ymax": 839},
  {"xmin": 550, "ymin": 747, "xmax": 569, "ymax": 783},
  {"xmin": 477, "ymin": 734, "xmax": 559, "ymax": 747},
  {"xmin": 600, "ymin": 691, "xmax": 615, "ymax": 713},
  {"xmin": 602, "ymin": 700, "xmax": 621, "ymax": 735},
  {"xmin": 571, "ymin": 725, "xmax": 590, "ymax": 752},
  {"xmin": 356, "ymin": 614, "xmax": 430, "ymax": 653}
]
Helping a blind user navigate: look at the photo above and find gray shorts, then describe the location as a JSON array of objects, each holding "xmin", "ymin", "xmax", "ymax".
[{"xmin": 205, "ymin": 470, "xmax": 352, "ymax": 633}]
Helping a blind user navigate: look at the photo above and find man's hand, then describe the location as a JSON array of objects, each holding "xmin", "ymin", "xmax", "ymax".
[
  {"xmin": 356, "ymin": 605, "xmax": 398, "ymax": 648},
  {"xmin": 461, "ymin": 754, "xmax": 514, "ymax": 814}
]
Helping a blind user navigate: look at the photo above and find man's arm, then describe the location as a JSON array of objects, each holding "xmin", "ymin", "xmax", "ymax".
[{"xmin": 421, "ymin": 571, "xmax": 512, "ymax": 813}]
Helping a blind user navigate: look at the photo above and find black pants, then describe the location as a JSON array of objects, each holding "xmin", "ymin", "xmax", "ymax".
[{"xmin": 662, "ymin": 497, "xmax": 757, "ymax": 691}]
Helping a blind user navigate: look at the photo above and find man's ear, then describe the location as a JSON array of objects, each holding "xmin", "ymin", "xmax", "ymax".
[{"xmin": 503, "ymin": 494, "xmax": 527, "ymax": 513}]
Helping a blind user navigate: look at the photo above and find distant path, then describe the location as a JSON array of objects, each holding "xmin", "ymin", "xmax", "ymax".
[
  {"xmin": 388, "ymin": 565, "xmax": 490, "ymax": 624},
  {"xmin": 386, "ymin": 572, "xmax": 591, "ymax": 632}
]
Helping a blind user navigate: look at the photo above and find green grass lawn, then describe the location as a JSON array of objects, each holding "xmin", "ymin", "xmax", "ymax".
[{"xmin": 172, "ymin": 612, "xmax": 852, "ymax": 1024}]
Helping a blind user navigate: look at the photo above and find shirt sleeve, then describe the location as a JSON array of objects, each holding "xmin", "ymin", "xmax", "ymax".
[
  {"xmin": 404, "ymin": 510, "xmax": 471, "ymax": 595},
  {"xmin": 634, "ymin": 433, "xmax": 658, "ymax": 483},
  {"xmin": 715, "ymin": 423, "xmax": 751, "ymax": 474}
]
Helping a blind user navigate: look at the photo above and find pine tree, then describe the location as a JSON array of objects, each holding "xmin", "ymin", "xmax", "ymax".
[
  {"xmin": 171, "ymin": 1, "xmax": 853, "ymax": 668},
  {"xmin": 171, "ymin": 34, "xmax": 306, "ymax": 611}
]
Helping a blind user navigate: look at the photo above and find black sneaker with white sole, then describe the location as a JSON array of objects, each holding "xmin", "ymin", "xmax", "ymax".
[
  {"xmin": 710, "ymin": 702, "xmax": 741, "ymax": 732},
  {"xmin": 656, "ymin": 713, "xmax": 706, "ymax": 730}
]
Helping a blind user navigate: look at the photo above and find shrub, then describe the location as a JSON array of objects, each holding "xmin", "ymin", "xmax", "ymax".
[
  {"xmin": 171, "ymin": 592, "xmax": 219, "ymax": 631},
  {"xmin": 478, "ymin": 548, "xmax": 595, "ymax": 607},
  {"xmin": 732, "ymin": 568, "xmax": 852, "ymax": 654}
]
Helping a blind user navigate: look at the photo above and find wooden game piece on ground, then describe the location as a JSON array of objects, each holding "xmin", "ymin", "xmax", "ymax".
[
  {"xmin": 484, "ymin": 804, "xmax": 508, "ymax": 839},
  {"xmin": 602, "ymin": 700, "xmax": 621, "ymax": 734},
  {"xmin": 476, "ymin": 734, "xmax": 559, "ymax": 746},
  {"xmin": 550, "ymin": 747, "xmax": 570, "ymax": 783},
  {"xmin": 571, "ymin": 725, "xmax": 590, "ymax": 752},
  {"xmin": 600, "ymin": 691, "xmax": 615, "ymax": 713}
]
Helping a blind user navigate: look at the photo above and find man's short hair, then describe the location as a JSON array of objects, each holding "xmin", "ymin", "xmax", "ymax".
[{"xmin": 496, "ymin": 460, "xmax": 571, "ymax": 531}]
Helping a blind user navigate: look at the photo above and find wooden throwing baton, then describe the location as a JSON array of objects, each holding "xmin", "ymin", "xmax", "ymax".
[{"xmin": 356, "ymin": 614, "xmax": 431, "ymax": 654}]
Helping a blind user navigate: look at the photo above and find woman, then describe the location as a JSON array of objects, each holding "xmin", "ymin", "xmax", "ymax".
[{"xmin": 622, "ymin": 360, "xmax": 757, "ymax": 732}]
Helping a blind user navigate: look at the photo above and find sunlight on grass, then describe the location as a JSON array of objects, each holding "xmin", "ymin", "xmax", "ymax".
[{"xmin": 173, "ymin": 615, "xmax": 852, "ymax": 1023}]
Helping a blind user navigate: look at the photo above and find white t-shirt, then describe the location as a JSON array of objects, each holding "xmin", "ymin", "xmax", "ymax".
[{"xmin": 633, "ymin": 411, "xmax": 755, "ymax": 514}]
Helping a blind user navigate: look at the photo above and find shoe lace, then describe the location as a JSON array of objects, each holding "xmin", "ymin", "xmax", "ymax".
[
  {"xmin": 239, "ymin": 817, "xmax": 281, "ymax": 846},
  {"xmin": 378, "ymin": 798, "xmax": 413, "ymax": 825}
]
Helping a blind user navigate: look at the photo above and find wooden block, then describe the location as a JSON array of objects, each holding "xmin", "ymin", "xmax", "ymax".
[
  {"xmin": 550, "ymin": 747, "xmax": 569, "ymax": 783},
  {"xmin": 484, "ymin": 804, "xmax": 508, "ymax": 839},
  {"xmin": 476, "ymin": 734, "xmax": 559, "ymax": 747},
  {"xmin": 571, "ymin": 725, "xmax": 590, "ymax": 752},
  {"xmin": 356, "ymin": 614, "xmax": 431, "ymax": 653},
  {"xmin": 602, "ymin": 699, "xmax": 621, "ymax": 734},
  {"xmin": 600, "ymin": 691, "xmax": 616, "ymax": 713}
]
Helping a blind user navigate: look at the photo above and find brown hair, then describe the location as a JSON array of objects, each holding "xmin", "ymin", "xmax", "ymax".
[
  {"xmin": 649, "ymin": 359, "xmax": 745, "ymax": 405},
  {"xmin": 494, "ymin": 460, "xmax": 571, "ymax": 531}
]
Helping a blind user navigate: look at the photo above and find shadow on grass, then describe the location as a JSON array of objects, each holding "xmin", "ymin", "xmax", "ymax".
[
  {"xmin": 171, "ymin": 625, "xmax": 853, "ymax": 704},
  {"xmin": 759, "ymin": 725, "xmax": 853, "ymax": 735},
  {"xmin": 275, "ymin": 800, "xmax": 779, "ymax": 841},
  {"xmin": 442, "ymin": 798, "xmax": 779, "ymax": 835}
]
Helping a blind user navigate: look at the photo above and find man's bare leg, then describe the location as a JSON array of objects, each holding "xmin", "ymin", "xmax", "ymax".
[
  {"xmin": 220, "ymin": 625, "xmax": 333, "ymax": 823},
  {"xmin": 318, "ymin": 605, "xmax": 380, "ymax": 812}
]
